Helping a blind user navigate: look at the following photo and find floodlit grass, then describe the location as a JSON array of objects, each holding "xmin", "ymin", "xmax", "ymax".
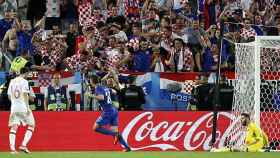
[{"xmin": 0, "ymin": 151, "xmax": 280, "ymax": 158}]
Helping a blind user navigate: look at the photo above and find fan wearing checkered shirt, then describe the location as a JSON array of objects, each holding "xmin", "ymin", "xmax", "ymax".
[
  {"xmin": 105, "ymin": 36, "xmax": 122, "ymax": 70},
  {"xmin": 44, "ymin": 73, "xmax": 71, "ymax": 111},
  {"xmin": 240, "ymin": 18, "xmax": 257, "ymax": 41},
  {"xmin": 166, "ymin": 38, "xmax": 194, "ymax": 72},
  {"xmin": 160, "ymin": 26, "xmax": 172, "ymax": 53}
]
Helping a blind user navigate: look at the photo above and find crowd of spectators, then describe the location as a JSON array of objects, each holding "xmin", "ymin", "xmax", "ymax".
[
  {"xmin": 1, "ymin": 0, "xmax": 280, "ymax": 75},
  {"xmin": 1, "ymin": 0, "xmax": 280, "ymax": 111}
]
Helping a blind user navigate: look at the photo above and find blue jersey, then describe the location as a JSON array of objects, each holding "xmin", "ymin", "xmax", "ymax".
[
  {"xmin": 133, "ymin": 49, "xmax": 152, "ymax": 72},
  {"xmin": 95, "ymin": 85, "xmax": 116, "ymax": 113}
]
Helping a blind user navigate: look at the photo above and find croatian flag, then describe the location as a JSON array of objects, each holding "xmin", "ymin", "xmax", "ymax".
[
  {"xmin": 29, "ymin": 71, "xmax": 81, "ymax": 93},
  {"xmin": 159, "ymin": 73, "xmax": 198, "ymax": 111}
]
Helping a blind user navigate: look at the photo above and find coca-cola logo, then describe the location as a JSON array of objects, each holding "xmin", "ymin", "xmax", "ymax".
[{"xmin": 122, "ymin": 112, "xmax": 243, "ymax": 151}]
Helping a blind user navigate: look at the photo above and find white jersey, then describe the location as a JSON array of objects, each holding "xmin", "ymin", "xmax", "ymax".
[{"xmin": 8, "ymin": 76, "xmax": 30, "ymax": 112}]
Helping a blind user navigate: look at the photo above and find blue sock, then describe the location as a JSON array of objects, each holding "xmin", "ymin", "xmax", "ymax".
[
  {"xmin": 118, "ymin": 134, "xmax": 130, "ymax": 149},
  {"xmin": 95, "ymin": 127, "xmax": 117, "ymax": 136}
]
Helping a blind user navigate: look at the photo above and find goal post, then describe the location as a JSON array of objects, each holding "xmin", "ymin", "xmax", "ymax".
[
  {"xmin": 230, "ymin": 36, "xmax": 280, "ymax": 150},
  {"xmin": 254, "ymin": 37, "xmax": 261, "ymax": 127}
]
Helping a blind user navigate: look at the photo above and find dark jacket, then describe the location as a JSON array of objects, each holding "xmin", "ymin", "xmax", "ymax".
[{"xmin": 119, "ymin": 85, "xmax": 145, "ymax": 110}]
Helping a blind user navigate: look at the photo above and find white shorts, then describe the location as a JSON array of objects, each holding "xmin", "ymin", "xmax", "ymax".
[{"xmin": 8, "ymin": 112, "xmax": 35, "ymax": 127}]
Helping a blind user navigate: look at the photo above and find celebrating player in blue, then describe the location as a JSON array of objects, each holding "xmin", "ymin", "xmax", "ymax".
[{"xmin": 90, "ymin": 74, "xmax": 131, "ymax": 152}]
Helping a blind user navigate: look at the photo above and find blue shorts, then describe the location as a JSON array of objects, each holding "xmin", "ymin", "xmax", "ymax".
[{"xmin": 96, "ymin": 111, "xmax": 118, "ymax": 126}]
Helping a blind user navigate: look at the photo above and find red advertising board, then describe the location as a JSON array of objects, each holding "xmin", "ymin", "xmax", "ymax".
[
  {"xmin": 0, "ymin": 112, "xmax": 279, "ymax": 151},
  {"xmin": 120, "ymin": 111, "xmax": 231, "ymax": 151}
]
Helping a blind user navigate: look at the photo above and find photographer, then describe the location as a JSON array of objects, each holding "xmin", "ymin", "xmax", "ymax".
[{"xmin": 44, "ymin": 73, "xmax": 71, "ymax": 111}]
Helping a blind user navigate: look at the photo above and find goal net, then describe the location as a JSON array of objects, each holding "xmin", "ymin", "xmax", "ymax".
[{"xmin": 229, "ymin": 36, "xmax": 280, "ymax": 150}]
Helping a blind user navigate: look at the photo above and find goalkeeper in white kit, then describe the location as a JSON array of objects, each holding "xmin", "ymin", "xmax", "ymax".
[{"xmin": 7, "ymin": 67, "xmax": 35, "ymax": 154}]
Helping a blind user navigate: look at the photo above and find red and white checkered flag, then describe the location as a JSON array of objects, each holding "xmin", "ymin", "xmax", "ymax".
[
  {"xmin": 126, "ymin": 38, "xmax": 140, "ymax": 51},
  {"xmin": 84, "ymin": 16, "xmax": 97, "ymax": 28},
  {"xmin": 79, "ymin": 2, "xmax": 92, "ymax": 26},
  {"xmin": 266, "ymin": 0, "xmax": 275, "ymax": 9},
  {"xmin": 183, "ymin": 80, "xmax": 195, "ymax": 94},
  {"xmin": 183, "ymin": 48, "xmax": 193, "ymax": 71},
  {"xmin": 38, "ymin": 73, "xmax": 52, "ymax": 87},
  {"xmin": 64, "ymin": 54, "xmax": 99, "ymax": 72},
  {"xmin": 92, "ymin": 10, "xmax": 106, "ymax": 23},
  {"xmin": 64, "ymin": 54, "xmax": 81, "ymax": 71},
  {"xmin": 240, "ymin": 28, "xmax": 257, "ymax": 39},
  {"xmin": 107, "ymin": 8, "xmax": 118, "ymax": 18},
  {"xmin": 106, "ymin": 49, "xmax": 122, "ymax": 69}
]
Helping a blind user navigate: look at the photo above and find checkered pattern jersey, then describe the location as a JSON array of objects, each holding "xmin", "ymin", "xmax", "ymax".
[
  {"xmin": 64, "ymin": 54, "xmax": 98, "ymax": 71},
  {"xmin": 170, "ymin": 47, "xmax": 193, "ymax": 71},
  {"xmin": 240, "ymin": 27, "xmax": 257, "ymax": 39},
  {"xmin": 105, "ymin": 48, "xmax": 122, "ymax": 69}
]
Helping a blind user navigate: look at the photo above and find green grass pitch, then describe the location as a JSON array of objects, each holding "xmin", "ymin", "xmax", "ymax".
[{"xmin": 0, "ymin": 152, "xmax": 279, "ymax": 158}]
